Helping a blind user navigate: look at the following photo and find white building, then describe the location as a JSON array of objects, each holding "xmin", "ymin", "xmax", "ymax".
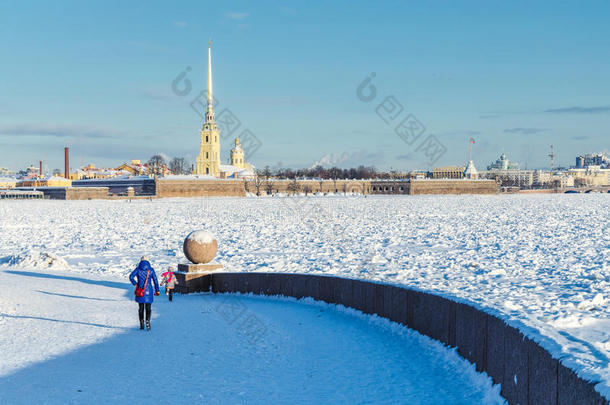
[
  {"xmin": 568, "ymin": 166, "xmax": 610, "ymax": 186},
  {"xmin": 480, "ymin": 169, "xmax": 534, "ymax": 187},
  {"xmin": 463, "ymin": 160, "xmax": 479, "ymax": 179},
  {"xmin": 487, "ymin": 153, "xmax": 520, "ymax": 171}
]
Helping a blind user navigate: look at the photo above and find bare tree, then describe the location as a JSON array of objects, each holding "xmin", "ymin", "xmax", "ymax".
[
  {"xmin": 265, "ymin": 179, "xmax": 274, "ymax": 195},
  {"xmin": 169, "ymin": 157, "xmax": 189, "ymax": 175},
  {"xmin": 252, "ymin": 170, "xmax": 264, "ymax": 196},
  {"xmin": 329, "ymin": 167, "xmax": 340, "ymax": 192},
  {"xmin": 148, "ymin": 155, "xmax": 166, "ymax": 175},
  {"xmin": 287, "ymin": 178, "xmax": 300, "ymax": 195}
]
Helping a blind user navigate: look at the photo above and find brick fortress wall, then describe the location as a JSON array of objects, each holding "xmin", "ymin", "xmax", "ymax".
[{"xmin": 155, "ymin": 179, "xmax": 246, "ymax": 198}]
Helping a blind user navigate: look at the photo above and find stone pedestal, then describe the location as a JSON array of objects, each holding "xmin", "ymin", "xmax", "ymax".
[
  {"xmin": 177, "ymin": 263, "xmax": 223, "ymax": 273},
  {"xmin": 173, "ymin": 263, "xmax": 223, "ymax": 294}
]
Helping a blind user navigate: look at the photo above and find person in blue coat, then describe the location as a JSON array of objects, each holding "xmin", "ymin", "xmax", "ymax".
[{"xmin": 129, "ymin": 256, "xmax": 160, "ymax": 330}]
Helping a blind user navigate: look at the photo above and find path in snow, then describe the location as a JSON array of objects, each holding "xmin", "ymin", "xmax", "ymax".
[
  {"xmin": 0, "ymin": 194, "xmax": 608, "ymax": 397},
  {"xmin": 0, "ymin": 269, "xmax": 504, "ymax": 404}
]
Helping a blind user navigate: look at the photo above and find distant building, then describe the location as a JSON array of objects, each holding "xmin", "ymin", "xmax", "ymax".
[
  {"xmin": 20, "ymin": 165, "xmax": 40, "ymax": 177},
  {"xmin": 552, "ymin": 174, "xmax": 575, "ymax": 188},
  {"xmin": 18, "ymin": 175, "xmax": 72, "ymax": 187},
  {"xmin": 0, "ymin": 177, "xmax": 17, "ymax": 189},
  {"xmin": 575, "ymin": 153, "xmax": 609, "ymax": 169},
  {"xmin": 432, "ymin": 166, "xmax": 464, "ymax": 179},
  {"xmin": 568, "ymin": 166, "xmax": 610, "ymax": 186},
  {"xmin": 533, "ymin": 170, "xmax": 551, "ymax": 186},
  {"xmin": 487, "ymin": 153, "xmax": 520, "ymax": 170},
  {"xmin": 480, "ymin": 169, "xmax": 534, "ymax": 188},
  {"xmin": 407, "ymin": 170, "xmax": 428, "ymax": 179},
  {"xmin": 116, "ymin": 160, "xmax": 150, "ymax": 176},
  {"xmin": 530, "ymin": 170, "xmax": 576, "ymax": 188},
  {"xmin": 479, "ymin": 154, "xmax": 532, "ymax": 187},
  {"xmin": 78, "ymin": 164, "xmax": 129, "ymax": 179}
]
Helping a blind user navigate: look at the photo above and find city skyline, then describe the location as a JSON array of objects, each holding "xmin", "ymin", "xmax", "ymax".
[{"xmin": 1, "ymin": 1, "xmax": 609, "ymax": 171}]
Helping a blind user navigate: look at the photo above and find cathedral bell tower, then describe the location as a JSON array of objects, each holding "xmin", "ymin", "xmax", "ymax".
[
  {"xmin": 195, "ymin": 40, "xmax": 221, "ymax": 176},
  {"xmin": 230, "ymin": 138, "xmax": 246, "ymax": 169}
]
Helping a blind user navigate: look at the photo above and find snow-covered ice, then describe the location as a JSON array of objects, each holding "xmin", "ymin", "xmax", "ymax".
[
  {"xmin": 0, "ymin": 269, "xmax": 503, "ymax": 404},
  {"xmin": 0, "ymin": 194, "xmax": 608, "ymax": 399}
]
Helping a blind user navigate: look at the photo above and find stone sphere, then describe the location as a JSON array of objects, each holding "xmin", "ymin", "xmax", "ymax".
[{"xmin": 183, "ymin": 230, "xmax": 218, "ymax": 264}]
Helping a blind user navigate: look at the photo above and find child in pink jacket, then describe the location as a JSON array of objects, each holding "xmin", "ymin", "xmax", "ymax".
[{"xmin": 160, "ymin": 266, "xmax": 177, "ymax": 297}]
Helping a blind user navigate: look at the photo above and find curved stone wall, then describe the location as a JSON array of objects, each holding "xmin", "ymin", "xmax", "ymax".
[{"xmin": 200, "ymin": 272, "xmax": 607, "ymax": 405}]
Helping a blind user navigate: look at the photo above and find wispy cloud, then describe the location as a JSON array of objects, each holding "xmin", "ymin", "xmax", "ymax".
[
  {"xmin": 504, "ymin": 128, "xmax": 548, "ymax": 135},
  {"xmin": 310, "ymin": 150, "xmax": 385, "ymax": 168},
  {"xmin": 571, "ymin": 135, "xmax": 589, "ymax": 140},
  {"xmin": 311, "ymin": 152, "xmax": 349, "ymax": 168},
  {"xmin": 543, "ymin": 106, "xmax": 610, "ymax": 114},
  {"xmin": 226, "ymin": 12, "xmax": 249, "ymax": 20},
  {"xmin": 172, "ymin": 21, "xmax": 188, "ymax": 28},
  {"xmin": 479, "ymin": 114, "xmax": 500, "ymax": 119},
  {"xmin": 0, "ymin": 124, "xmax": 119, "ymax": 139}
]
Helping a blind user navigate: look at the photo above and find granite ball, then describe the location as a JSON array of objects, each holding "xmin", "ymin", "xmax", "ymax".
[{"xmin": 183, "ymin": 230, "xmax": 218, "ymax": 264}]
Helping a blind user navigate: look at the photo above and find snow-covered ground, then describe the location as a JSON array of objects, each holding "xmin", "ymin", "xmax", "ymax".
[
  {"xmin": 0, "ymin": 194, "xmax": 608, "ymax": 398},
  {"xmin": 0, "ymin": 269, "xmax": 503, "ymax": 404}
]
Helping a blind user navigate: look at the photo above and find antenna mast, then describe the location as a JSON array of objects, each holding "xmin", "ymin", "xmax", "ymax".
[{"xmin": 549, "ymin": 145, "xmax": 556, "ymax": 171}]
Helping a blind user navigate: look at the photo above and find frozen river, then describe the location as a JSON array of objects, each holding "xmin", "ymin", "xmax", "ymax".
[{"xmin": 0, "ymin": 194, "xmax": 608, "ymax": 397}]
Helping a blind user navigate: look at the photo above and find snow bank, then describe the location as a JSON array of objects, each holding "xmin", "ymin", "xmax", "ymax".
[{"xmin": 3, "ymin": 250, "xmax": 70, "ymax": 270}]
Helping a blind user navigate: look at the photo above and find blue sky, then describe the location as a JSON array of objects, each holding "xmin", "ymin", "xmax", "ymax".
[{"xmin": 1, "ymin": 0, "xmax": 609, "ymax": 172}]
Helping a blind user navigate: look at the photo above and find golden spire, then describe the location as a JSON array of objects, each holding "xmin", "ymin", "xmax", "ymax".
[{"xmin": 207, "ymin": 39, "xmax": 213, "ymax": 107}]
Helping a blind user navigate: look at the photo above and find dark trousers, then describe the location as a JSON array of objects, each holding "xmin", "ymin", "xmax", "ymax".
[{"xmin": 138, "ymin": 303, "xmax": 151, "ymax": 322}]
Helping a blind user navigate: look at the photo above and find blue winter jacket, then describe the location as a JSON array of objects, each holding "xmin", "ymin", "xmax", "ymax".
[{"xmin": 129, "ymin": 260, "xmax": 160, "ymax": 304}]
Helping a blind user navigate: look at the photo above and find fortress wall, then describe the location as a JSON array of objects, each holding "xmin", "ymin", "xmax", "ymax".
[
  {"xmin": 370, "ymin": 181, "xmax": 411, "ymax": 194},
  {"xmin": 39, "ymin": 187, "xmax": 109, "ymax": 200},
  {"xmin": 518, "ymin": 189, "xmax": 562, "ymax": 194},
  {"xmin": 204, "ymin": 272, "xmax": 607, "ymax": 405},
  {"xmin": 243, "ymin": 178, "xmax": 498, "ymax": 196},
  {"xmin": 245, "ymin": 179, "xmax": 371, "ymax": 195},
  {"xmin": 65, "ymin": 187, "xmax": 109, "ymax": 200},
  {"xmin": 155, "ymin": 179, "xmax": 246, "ymax": 197},
  {"xmin": 408, "ymin": 179, "xmax": 499, "ymax": 195}
]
